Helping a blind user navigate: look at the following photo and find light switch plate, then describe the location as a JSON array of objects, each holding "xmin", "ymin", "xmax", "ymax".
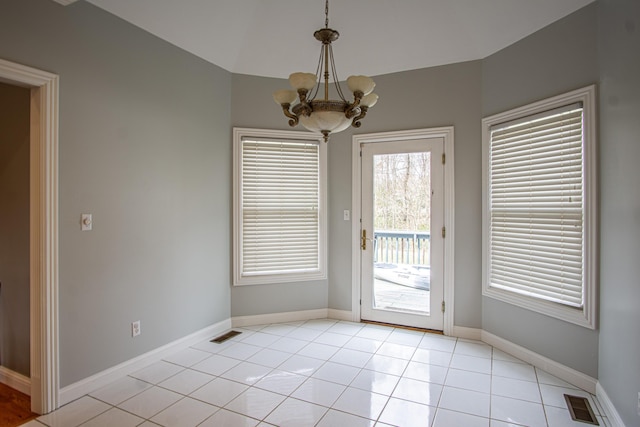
[{"xmin": 81, "ymin": 214, "xmax": 92, "ymax": 231}]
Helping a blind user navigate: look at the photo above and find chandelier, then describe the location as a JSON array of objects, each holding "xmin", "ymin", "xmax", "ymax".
[{"xmin": 273, "ymin": 0, "xmax": 378, "ymax": 142}]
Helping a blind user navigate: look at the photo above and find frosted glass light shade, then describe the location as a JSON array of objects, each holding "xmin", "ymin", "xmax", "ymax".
[
  {"xmin": 347, "ymin": 75, "xmax": 375, "ymax": 96},
  {"xmin": 361, "ymin": 93, "xmax": 378, "ymax": 108},
  {"xmin": 273, "ymin": 89, "xmax": 297, "ymax": 105},
  {"xmin": 299, "ymin": 110, "xmax": 352, "ymax": 134},
  {"xmin": 289, "ymin": 72, "xmax": 317, "ymax": 91}
]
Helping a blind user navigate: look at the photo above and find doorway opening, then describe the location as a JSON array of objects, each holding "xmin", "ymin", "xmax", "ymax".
[
  {"xmin": 0, "ymin": 58, "xmax": 60, "ymax": 415},
  {"xmin": 0, "ymin": 80, "xmax": 32, "ymax": 417},
  {"xmin": 351, "ymin": 128, "xmax": 455, "ymax": 335},
  {"xmin": 361, "ymin": 137, "xmax": 444, "ymax": 329}
]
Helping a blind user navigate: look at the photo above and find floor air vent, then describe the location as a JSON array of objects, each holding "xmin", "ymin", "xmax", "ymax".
[
  {"xmin": 564, "ymin": 394, "xmax": 599, "ymax": 425},
  {"xmin": 210, "ymin": 330, "xmax": 242, "ymax": 343}
]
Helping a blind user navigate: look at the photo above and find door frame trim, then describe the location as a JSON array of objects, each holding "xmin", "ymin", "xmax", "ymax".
[
  {"xmin": 351, "ymin": 127, "xmax": 455, "ymax": 335},
  {"xmin": 0, "ymin": 58, "xmax": 60, "ymax": 413}
]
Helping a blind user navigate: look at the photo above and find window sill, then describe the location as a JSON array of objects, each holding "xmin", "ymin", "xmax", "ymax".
[{"xmin": 482, "ymin": 285, "xmax": 596, "ymax": 329}]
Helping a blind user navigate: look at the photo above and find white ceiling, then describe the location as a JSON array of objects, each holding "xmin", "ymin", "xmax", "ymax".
[{"xmin": 84, "ymin": 0, "xmax": 594, "ymax": 79}]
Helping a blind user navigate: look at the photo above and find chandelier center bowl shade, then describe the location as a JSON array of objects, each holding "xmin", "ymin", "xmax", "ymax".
[{"xmin": 273, "ymin": 0, "xmax": 378, "ymax": 142}]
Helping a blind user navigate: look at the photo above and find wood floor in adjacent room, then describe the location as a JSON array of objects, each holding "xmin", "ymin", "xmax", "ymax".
[{"xmin": 0, "ymin": 383, "xmax": 37, "ymax": 427}]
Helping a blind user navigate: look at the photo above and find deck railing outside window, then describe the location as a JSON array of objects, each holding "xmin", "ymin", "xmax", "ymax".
[{"xmin": 373, "ymin": 230, "xmax": 430, "ymax": 266}]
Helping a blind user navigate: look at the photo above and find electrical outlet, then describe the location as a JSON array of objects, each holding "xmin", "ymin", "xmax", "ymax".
[
  {"xmin": 131, "ymin": 321, "xmax": 141, "ymax": 337},
  {"xmin": 637, "ymin": 391, "xmax": 640, "ymax": 416}
]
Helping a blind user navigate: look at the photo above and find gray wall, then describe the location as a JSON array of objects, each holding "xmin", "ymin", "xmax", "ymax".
[
  {"xmin": 597, "ymin": 0, "xmax": 640, "ymax": 425},
  {"xmin": 230, "ymin": 62, "xmax": 484, "ymax": 328},
  {"xmin": 0, "ymin": 0, "xmax": 232, "ymax": 387},
  {"xmin": 2, "ymin": 2, "xmax": 637, "ymax": 422},
  {"xmin": 482, "ymin": 4, "xmax": 599, "ymax": 116},
  {"xmin": 481, "ymin": 4, "xmax": 600, "ymax": 377},
  {"xmin": 0, "ymin": 82, "xmax": 30, "ymax": 376}
]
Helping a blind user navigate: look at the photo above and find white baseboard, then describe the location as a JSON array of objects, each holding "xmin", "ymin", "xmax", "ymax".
[
  {"xmin": 59, "ymin": 318, "xmax": 231, "ymax": 406},
  {"xmin": 596, "ymin": 382, "xmax": 626, "ymax": 427},
  {"xmin": 232, "ymin": 309, "xmax": 329, "ymax": 327},
  {"xmin": 0, "ymin": 365, "xmax": 30, "ymax": 395},
  {"xmin": 231, "ymin": 309, "xmax": 354, "ymax": 327},
  {"xmin": 481, "ymin": 330, "xmax": 597, "ymax": 394},
  {"xmin": 327, "ymin": 309, "xmax": 353, "ymax": 321},
  {"xmin": 451, "ymin": 326, "xmax": 482, "ymax": 340}
]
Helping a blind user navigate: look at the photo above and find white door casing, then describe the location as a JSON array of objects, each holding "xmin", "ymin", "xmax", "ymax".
[{"xmin": 352, "ymin": 128, "xmax": 455, "ymax": 335}]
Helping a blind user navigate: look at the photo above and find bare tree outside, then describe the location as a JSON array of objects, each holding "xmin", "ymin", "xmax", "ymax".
[
  {"xmin": 373, "ymin": 152, "xmax": 431, "ymax": 267},
  {"xmin": 374, "ymin": 153, "xmax": 431, "ymax": 232}
]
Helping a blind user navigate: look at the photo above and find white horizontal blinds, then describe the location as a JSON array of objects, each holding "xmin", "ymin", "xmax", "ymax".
[
  {"xmin": 241, "ymin": 137, "xmax": 320, "ymax": 276},
  {"xmin": 489, "ymin": 104, "xmax": 584, "ymax": 308}
]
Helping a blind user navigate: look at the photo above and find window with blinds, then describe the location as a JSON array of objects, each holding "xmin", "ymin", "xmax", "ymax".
[
  {"xmin": 233, "ymin": 128, "xmax": 327, "ymax": 286},
  {"xmin": 482, "ymin": 86, "xmax": 597, "ymax": 329}
]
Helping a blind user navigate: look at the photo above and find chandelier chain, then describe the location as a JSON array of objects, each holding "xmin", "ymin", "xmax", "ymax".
[{"xmin": 325, "ymin": 0, "xmax": 329, "ymax": 28}]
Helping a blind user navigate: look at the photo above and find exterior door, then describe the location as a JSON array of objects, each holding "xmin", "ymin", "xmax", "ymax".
[{"xmin": 360, "ymin": 138, "xmax": 444, "ymax": 330}]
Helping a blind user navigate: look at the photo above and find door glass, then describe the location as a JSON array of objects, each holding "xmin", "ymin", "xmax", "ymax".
[{"xmin": 372, "ymin": 152, "xmax": 431, "ymax": 315}]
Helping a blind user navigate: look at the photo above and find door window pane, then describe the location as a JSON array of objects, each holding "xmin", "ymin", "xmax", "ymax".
[{"xmin": 372, "ymin": 152, "xmax": 431, "ymax": 315}]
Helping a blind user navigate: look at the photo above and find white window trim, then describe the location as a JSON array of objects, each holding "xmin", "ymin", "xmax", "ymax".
[
  {"xmin": 233, "ymin": 127, "xmax": 327, "ymax": 286},
  {"xmin": 481, "ymin": 85, "xmax": 597, "ymax": 329}
]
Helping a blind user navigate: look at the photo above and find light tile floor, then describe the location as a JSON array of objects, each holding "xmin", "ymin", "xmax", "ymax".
[{"xmin": 22, "ymin": 319, "xmax": 610, "ymax": 427}]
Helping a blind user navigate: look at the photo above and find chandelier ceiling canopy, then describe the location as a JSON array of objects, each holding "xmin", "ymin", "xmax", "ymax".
[{"xmin": 273, "ymin": 0, "xmax": 378, "ymax": 142}]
